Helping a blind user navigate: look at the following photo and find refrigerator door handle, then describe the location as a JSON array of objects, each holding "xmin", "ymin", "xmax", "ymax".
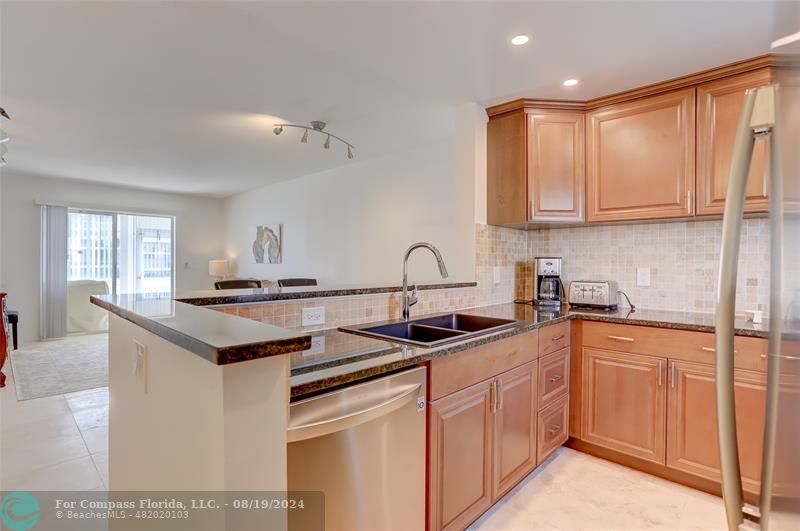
[{"xmin": 715, "ymin": 87, "xmax": 760, "ymax": 531}]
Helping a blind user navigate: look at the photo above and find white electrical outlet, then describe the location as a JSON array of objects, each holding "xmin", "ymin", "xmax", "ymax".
[
  {"xmin": 493, "ymin": 266, "xmax": 501, "ymax": 285},
  {"xmin": 302, "ymin": 307, "xmax": 326, "ymax": 327},
  {"xmin": 303, "ymin": 335, "xmax": 326, "ymax": 356},
  {"xmin": 637, "ymin": 267, "xmax": 651, "ymax": 287},
  {"xmin": 133, "ymin": 340, "xmax": 148, "ymax": 393}
]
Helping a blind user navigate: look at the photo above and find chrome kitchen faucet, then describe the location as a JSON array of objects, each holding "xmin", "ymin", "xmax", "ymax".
[{"xmin": 402, "ymin": 242, "xmax": 449, "ymax": 320}]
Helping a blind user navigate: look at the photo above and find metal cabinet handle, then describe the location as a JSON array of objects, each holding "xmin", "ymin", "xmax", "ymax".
[
  {"xmin": 549, "ymin": 375, "xmax": 562, "ymax": 383},
  {"xmin": 657, "ymin": 360, "xmax": 663, "ymax": 387},
  {"xmin": 490, "ymin": 381, "xmax": 497, "ymax": 412},
  {"xmin": 702, "ymin": 346, "xmax": 737, "ymax": 353},
  {"xmin": 497, "ymin": 380, "xmax": 504, "ymax": 411},
  {"xmin": 607, "ymin": 335, "xmax": 635, "ymax": 342},
  {"xmin": 287, "ymin": 382, "xmax": 421, "ymax": 443},
  {"xmin": 670, "ymin": 361, "xmax": 676, "ymax": 389},
  {"xmin": 548, "ymin": 425, "xmax": 561, "ymax": 435},
  {"xmin": 551, "ymin": 335, "xmax": 565, "ymax": 342}
]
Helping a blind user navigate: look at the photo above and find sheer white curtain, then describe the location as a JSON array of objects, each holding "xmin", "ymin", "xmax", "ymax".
[{"xmin": 40, "ymin": 205, "xmax": 68, "ymax": 339}]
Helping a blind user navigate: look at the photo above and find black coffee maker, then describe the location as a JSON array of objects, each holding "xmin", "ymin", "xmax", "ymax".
[{"xmin": 534, "ymin": 257, "xmax": 565, "ymax": 308}]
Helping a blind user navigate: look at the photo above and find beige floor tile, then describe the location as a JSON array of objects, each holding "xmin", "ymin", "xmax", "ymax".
[
  {"xmin": 65, "ymin": 387, "xmax": 109, "ymax": 411},
  {"xmin": 471, "ymin": 448, "xmax": 725, "ymax": 531},
  {"xmin": 81, "ymin": 425, "xmax": 109, "ymax": 455},
  {"xmin": 1, "ymin": 455, "xmax": 103, "ymax": 491},
  {"xmin": 91, "ymin": 451, "xmax": 109, "ymax": 489},
  {"xmin": 71, "ymin": 405, "xmax": 109, "ymax": 431}
]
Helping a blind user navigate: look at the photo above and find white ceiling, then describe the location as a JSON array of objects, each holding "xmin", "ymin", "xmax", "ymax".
[{"xmin": 1, "ymin": 1, "xmax": 776, "ymax": 197}]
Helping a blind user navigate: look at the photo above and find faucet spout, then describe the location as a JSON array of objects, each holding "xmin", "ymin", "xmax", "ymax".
[{"xmin": 402, "ymin": 242, "xmax": 449, "ymax": 320}]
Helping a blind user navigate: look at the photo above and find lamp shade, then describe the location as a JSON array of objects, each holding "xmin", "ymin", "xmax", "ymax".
[{"xmin": 208, "ymin": 260, "xmax": 230, "ymax": 277}]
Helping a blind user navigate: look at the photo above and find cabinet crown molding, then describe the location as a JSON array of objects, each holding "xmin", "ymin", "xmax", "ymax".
[{"xmin": 486, "ymin": 53, "xmax": 777, "ymax": 117}]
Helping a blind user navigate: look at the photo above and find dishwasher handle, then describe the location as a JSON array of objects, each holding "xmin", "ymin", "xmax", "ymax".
[{"xmin": 287, "ymin": 382, "xmax": 422, "ymax": 443}]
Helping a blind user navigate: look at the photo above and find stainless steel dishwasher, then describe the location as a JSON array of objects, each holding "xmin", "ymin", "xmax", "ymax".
[{"xmin": 287, "ymin": 366, "xmax": 427, "ymax": 531}]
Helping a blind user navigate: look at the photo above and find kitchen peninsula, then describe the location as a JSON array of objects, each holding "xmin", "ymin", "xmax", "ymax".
[{"xmin": 92, "ymin": 283, "xmax": 772, "ymax": 507}]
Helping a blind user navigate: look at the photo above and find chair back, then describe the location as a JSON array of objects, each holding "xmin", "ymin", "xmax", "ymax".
[
  {"xmin": 214, "ymin": 279, "xmax": 262, "ymax": 290},
  {"xmin": 277, "ymin": 278, "xmax": 318, "ymax": 287}
]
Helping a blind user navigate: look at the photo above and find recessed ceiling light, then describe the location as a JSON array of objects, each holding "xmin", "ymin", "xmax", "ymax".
[
  {"xmin": 511, "ymin": 35, "xmax": 529, "ymax": 46},
  {"xmin": 562, "ymin": 78, "xmax": 579, "ymax": 87}
]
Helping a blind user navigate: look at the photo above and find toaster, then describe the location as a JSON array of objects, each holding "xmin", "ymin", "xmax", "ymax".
[{"xmin": 568, "ymin": 280, "xmax": 620, "ymax": 310}]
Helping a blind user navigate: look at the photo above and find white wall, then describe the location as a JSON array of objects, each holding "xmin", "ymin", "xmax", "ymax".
[
  {"xmin": 0, "ymin": 172, "xmax": 224, "ymax": 344},
  {"xmin": 224, "ymin": 104, "xmax": 485, "ymax": 285}
]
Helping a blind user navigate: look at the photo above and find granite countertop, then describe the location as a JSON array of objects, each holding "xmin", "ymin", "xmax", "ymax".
[
  {"xmin": 91, "ymin": 293, "xmax": 311, "ymax": 364},
  {"xmin": 92, "ymin": 288, "xmax": 777, "ymax": 391},
  {"xmin": 174, "ymin": 280, "xmax": 477, "ymax": 306},
  {"xmin": 288, "ymin": 304, "xmax": 773, "ymax": 398}
]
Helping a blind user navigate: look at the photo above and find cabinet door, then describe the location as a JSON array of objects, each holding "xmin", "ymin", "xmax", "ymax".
[
  {"xmin": 492, "ymin": 360, "xmax": 537, "ymax": 500},
  {"xmin": 487, "ymin": 111, "xmax": 527, "ymax": 225},
  {"xmin": 696, "ymin": 69, "xmax": 772, "ymax": 215},
  {"xmin": 586, "ymin": 89, "xmax": 695, "ymax": 222},
  {"xmin": 582, "ymin": 347, "xmax": 667, "ymax": 464},
  {"xmin": 429, "ymin": 380, "xmax": 493, "ymax": 531},
  {"xmin": 527, "ymin": 111, "xmax": 585, "ymax": 222},
  {"xmin": 666, "ymin": 360, "xmax": 766, "ymax": 494}
]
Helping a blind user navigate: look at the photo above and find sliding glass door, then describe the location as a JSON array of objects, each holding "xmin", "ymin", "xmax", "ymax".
[{"xmin": 43, "ymin": 208, "xmax": 175, "ymax": 338}]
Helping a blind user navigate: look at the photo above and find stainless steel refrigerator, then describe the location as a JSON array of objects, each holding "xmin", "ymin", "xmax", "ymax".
[{"xmin": 715, "ymin": 3, "xmax": 800, "ymax": 529}]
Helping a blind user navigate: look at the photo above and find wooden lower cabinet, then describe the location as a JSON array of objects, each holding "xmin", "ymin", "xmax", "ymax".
[
  {"xmin": 492, "ymin": 361, "xmax": 538, "ymax": 499},
  {"xmin": 428, "ymin": 379, "xmax": 493, "ymax": 531},
  {"xmin": 666, "ymin": 360, "xmax": 766, "ymax": 494},
  {"xmin": 582, "ymin": 347, "xmax": 667, "ymax": 464},
  {"xmin": 429, "ymin": 360, "xmax": 544, "ymax": 531}
]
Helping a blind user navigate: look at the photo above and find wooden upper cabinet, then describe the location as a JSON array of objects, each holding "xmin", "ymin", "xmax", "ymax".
[
  {"xmin": 487, "ymin": 112, "xmax": 527, "ymax": 225},
  {"xmin": 487, "ymin": 109, "xmax": 585, "ymax": 225},
  {"xmin": 586, "ymin": 89, "xmax": 696, "ymax": 222},
  {"xmin": 696, "ymin": 69, "xmax": 773, "ymax": 215},
  {"xmin": 582, "ymin": 347, "xmax": 667, "ymax": 464},
  {"xmin": 666, "ymin": 360, "xmax": 766, "ymax": 494},
  {"xmin": 492, "ymin": 360, "xmax": 538, "ymax": 500},
  {"xmin": 527, "ymin": 111, "xmax": 585, "ymax": 222}
]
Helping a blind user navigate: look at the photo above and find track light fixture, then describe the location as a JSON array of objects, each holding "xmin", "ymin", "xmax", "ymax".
[
  {"xmin": 272, "ymin": 120, "xmax": 354, "ymax": 159},
  {"xmin": 0, "ymin": 128, "xmax": 8, "ymax": 144}
]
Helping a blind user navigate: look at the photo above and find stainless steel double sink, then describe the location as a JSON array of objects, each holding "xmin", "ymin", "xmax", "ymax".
[{"xmin": 339, "ymin": 313, "xmax": 519, "ymax": 348}]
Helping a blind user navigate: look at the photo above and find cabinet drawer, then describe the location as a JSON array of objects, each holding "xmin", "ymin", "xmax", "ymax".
[
  {"xmin": 582, "ymin": 321, "xmax": 767, "ymax": 372},
  {"xmin": 537, "ymin": 395, "xmax": 569, "ymax": 464},
  {"xmin": 539, "ymin": 320, "xmax": 570, "ymax": 356},
  {"xmin": 538, "ymin": 347, "xmax": 570, "ymax": 409},
  {"xmin": 430, "ymin": 331, "xmax": 539, "ymax": 401}
]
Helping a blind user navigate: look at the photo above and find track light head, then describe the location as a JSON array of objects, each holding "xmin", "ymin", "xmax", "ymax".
[
  {"xmin": 301, "ymin": 129, "xmax": 308, "ymax": 143},
  {"xmin": 0, "ymin": 107, "xmax": 9, "ymax": 120},
  {"xmin": 273, "ymin": 126, "xmax": 283, "ymax": 135},
  {"xmin": 0, "ymin": 156, "xmax": 6, "ymax": 167},
  {"xmin": 0, "ymin": 128, "xmax": 8, "ymax": 144},
  {"xmin": 323, "ymin": 135, "xmax": 331, "ymax": 149},
  {"xmin": 347, "ymin": 145, "xmax": 353, "ymax": 159}
]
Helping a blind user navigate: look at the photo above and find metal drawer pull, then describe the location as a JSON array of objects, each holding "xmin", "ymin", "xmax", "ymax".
[
  {"xmin": 551, "ymin": 335, "xmax": 565, "ymax": 341},
  {"xmin": 658, "ymin": 360, "xmax": 663, "ymax": 387},
  {"xmin": 702, "ymin": 346, "xmax": 737, "ymax": 353},
  {"xmin": 548, "ymin": 425, "xmax": 562, "ymax": 435},
  {"xmin": 549, "ymin": 375, "xmax": 562, "ymax": 383},
  {"xmin": 607, "ymin": 335, "xmax": 635, "ymax": 342}
]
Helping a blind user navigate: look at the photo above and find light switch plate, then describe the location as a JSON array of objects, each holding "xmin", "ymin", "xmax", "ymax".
[
  {"xmin": 303, "ymin": 335, "xmax": 326, "ymax": 356},
  {"xmin": 637, "ymin": 267, "xmax": 651, "ymax": 287},
  {"xmin": 302, "ymin": 307, "xmax": 326, "ymax": 327}
]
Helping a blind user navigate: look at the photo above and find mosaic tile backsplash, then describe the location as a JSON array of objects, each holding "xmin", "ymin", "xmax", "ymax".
[
  {"xmin": 215, "ymin": 218, "xmax": 770, "ymax": 332},
  {"xmin": 528, "ymin": 218, "xmax": 769, "ymax": 314}
]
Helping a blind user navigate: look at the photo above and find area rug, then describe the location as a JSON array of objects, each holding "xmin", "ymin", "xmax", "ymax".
[{"xmin": 9, "ymin": 334, "xmax": 108, "ymax": 400}]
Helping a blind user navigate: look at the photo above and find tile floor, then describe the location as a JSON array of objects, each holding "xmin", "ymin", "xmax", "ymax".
[
  {"xmin": 1, "ymin": 358, "xmax": 108, "ymax": 491},
  {"xmin": 470, "ymin": 447, "xmax": 729, "ymax": 530}
]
